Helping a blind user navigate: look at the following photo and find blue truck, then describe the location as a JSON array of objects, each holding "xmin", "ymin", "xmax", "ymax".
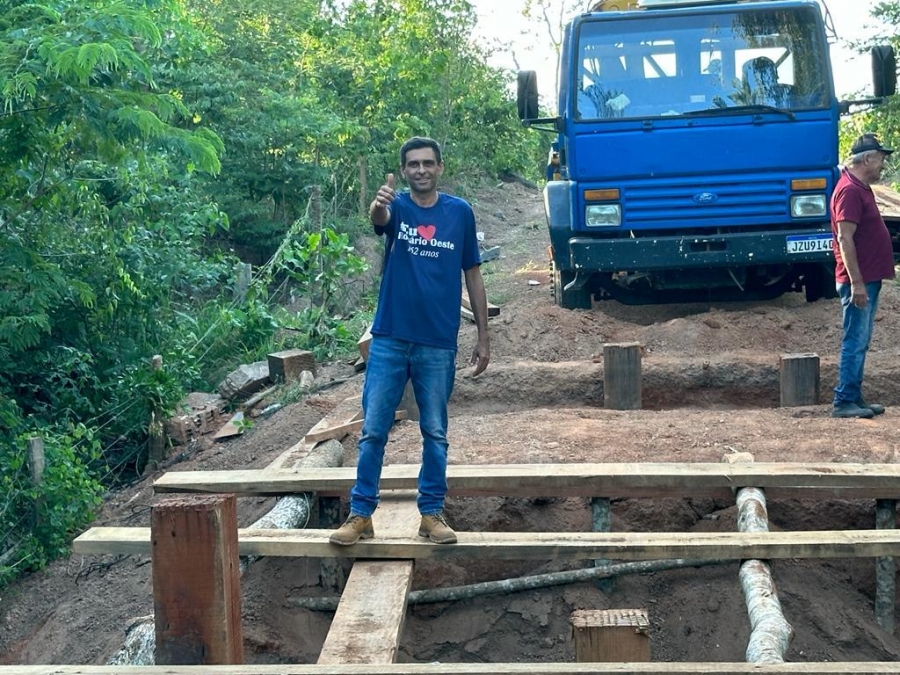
[{"xmin": 517, "ymin": 0, "xmax": 896, "ymax": 308}]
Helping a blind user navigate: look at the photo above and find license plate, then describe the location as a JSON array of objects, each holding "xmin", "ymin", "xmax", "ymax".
[{"xmin": 786, "ymin": 234, "xmax": 833, "ymax": 254}]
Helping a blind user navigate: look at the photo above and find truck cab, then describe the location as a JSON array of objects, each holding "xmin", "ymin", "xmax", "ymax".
[{"xmin": 518, "ymin": 0, "xmax": 896, "ymax": 308}]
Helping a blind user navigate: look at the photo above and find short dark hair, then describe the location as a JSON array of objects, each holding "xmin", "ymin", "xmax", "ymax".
[{"xmin": 400, "ymin": 136, "xmax": 442, "ymax": 166}]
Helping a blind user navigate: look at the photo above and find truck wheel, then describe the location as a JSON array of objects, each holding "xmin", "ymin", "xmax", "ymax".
[{"xmin": 552, "ymin": 263, "xmax": 592, "ymax": 309}]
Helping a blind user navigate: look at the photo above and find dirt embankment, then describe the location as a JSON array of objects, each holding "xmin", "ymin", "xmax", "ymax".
[{"xmin": 4, "ymin": 180, "xmax": 900, "ymax": 666}]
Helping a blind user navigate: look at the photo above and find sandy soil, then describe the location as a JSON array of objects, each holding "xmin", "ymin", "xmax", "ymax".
[{"xmin": 4, "ymin": 180, "xmax": 900, "ymax": 666}]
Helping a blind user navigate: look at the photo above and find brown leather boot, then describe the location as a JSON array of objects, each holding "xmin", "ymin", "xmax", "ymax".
[
  {"xmin": 328, "ymin": 514, "xmax": 374, "ymax": 546},
  {"xmin": 418, "ymin": 512, "xmax": 457, "ymax": 544}
]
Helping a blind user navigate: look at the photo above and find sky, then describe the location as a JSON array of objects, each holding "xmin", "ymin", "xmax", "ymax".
[{"xmin": 470, "ymin": 0, "xmax": 891, "ymax": 100}]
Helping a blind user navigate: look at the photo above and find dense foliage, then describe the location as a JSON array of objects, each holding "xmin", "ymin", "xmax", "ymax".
[{"xmin": 0, "ymin": 0, "xmax": 542, "ymax": 585}]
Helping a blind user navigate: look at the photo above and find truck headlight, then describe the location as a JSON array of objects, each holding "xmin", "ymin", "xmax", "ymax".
[
  {"xmin": 791, "ymin": 195, "xmax": 826, "ymax": 218},
  {"xmin": 586, "ymin": 204, "xmax": 621, "ymax": 227}
]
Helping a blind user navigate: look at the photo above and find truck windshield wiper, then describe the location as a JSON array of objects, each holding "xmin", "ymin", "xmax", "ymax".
[{"xmin": 682, "ymin": 104, "xmax": 795, "ymax": 120}]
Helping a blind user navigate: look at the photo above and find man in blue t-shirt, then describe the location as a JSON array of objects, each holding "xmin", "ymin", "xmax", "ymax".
[{"xmin": 330, "ymin": 136, "xmax": 490, "ymax": 546}]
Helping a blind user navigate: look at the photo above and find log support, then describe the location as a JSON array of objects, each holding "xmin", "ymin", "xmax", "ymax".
[
  {"xmin": 876, "ymin": 499, "xmax": 897, "ymax": 635},
  {"xmin": 591, "ymin": 497, "xmax": 616, "ymax": 594},
  {"xmin": 603, "ymin": 343, "xmax": 642, "ymax": 410},
  {"xmin": 151, "ymin": 495, "xmax": 243, "ymax": 665},
  {"xmin": 318, "ymin": 495, "xmax": 345, "ymax": 592}
]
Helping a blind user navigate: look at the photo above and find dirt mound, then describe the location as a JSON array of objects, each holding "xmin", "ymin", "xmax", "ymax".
[{"xmin": 4, "ymin": 180, "xmax": 900, "ymax": 666}]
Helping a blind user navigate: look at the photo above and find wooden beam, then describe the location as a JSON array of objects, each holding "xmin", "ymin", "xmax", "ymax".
[
  {"xmin": 267, "ymin": 395, "xmax": 362, "ymax": 470},
  {"xmin": 73, "ymin": 527, "xmax": 900, "ymax": 561},
  {"xmin": 304, "ymin": 410, "xmax": 405, "ymax": 445},
  {"xmin": 151, "ymin": 495, "xmax": 243, "ymax": 665},
  {"xmin": 461, "ymin": 290, "xmax": 500, "ymax": 317},
  {"xmin": 5, "ymin": 661, "xmax": 900, "ymax": 674},
  {"xmin": 318, "ymin": 497, "xmax": 419, "ymax": 664},
  {"xmin": 154, "ymin": 462, "xmax": 900, "ymax": 500}
]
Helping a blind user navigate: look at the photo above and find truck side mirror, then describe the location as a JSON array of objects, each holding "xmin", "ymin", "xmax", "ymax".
[
  {"xmin": 517, "ymin": 70, "xmax": 540, "ymax": 121},
  {"xmin": 873, "ymin": 45, "xmax": 897, "ymax": 98}
]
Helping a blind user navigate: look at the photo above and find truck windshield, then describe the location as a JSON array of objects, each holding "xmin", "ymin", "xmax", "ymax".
[{"xmin": 575, "ymin": 7, "xmax": 828, "ymax": 121}]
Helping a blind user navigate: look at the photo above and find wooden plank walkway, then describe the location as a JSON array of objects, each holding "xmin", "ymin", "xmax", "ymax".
[
  {"xmin": 72, "ymin": 527, "xmax": 900, "ymax": 561},
  {"xmin": 154, "ymin": 462, "xmax": 900, "ymax": 499},
  {"xmin": 317, "ymin": 495, "xmax": 419, "ymax": 665},
  {"xmin": 4, "ymin": 662, "xmax": 900, "ymax": 674}
]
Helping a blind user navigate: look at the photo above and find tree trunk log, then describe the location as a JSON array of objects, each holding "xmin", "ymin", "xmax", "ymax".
[
  {"xmin": 736, "ymin": 487, "xmax": 793, "ymax": 663},
  {"xmin": 288, "ymin": 557, "xmax": 731, "ymax": 611}
]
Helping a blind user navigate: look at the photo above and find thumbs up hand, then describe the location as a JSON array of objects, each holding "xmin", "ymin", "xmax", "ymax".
[{"xmin": 370, "ymin": 173, "xmax": 396, "ymax": 226}]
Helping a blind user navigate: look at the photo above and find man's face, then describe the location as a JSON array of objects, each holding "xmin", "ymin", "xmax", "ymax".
[
  {"xmin": 865, "ymin": 151, "xmax": 890, "ymax": 183},
  {"xmin": 401, "ymin": 147, "xmax": 443, "ymax": 195}
]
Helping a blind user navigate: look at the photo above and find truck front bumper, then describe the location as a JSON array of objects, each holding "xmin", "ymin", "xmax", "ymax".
[{"xmin": 567, "ymin": 230, "xmax": 833, "ymax": 271}]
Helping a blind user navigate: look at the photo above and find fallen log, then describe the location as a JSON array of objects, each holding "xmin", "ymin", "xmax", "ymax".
[
  {"xmin": 106, "ymin": 438, "xmax": 345, "ymax": 665},
  {"xmin": 287, "ymin": 557, "xmax": 731, "ymax": 611}
]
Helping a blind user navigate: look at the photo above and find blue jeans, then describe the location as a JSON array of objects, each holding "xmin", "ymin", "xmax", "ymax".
[
  {"xmin": 350, "ymin": 336, "xmax": 457, "ymax": 517},
  {"xmin": 833, "ymin": 280, "xmax": 882, "ymax": 406}
]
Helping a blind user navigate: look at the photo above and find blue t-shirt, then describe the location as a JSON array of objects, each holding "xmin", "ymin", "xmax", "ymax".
[{"xmin": 371, "ymin": 192, "xmax": 481, "ymax": 350}]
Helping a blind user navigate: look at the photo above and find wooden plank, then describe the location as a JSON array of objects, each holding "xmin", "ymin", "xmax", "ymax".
[
  {"xmin": 304, "ymin": 410, "xmax": 405, "ymax": 445},
  {"xmin": 266, "ymin": 396, "xmax": 362, "ymax": 470},
  {"xmin": 461, "ymin": 290, "xmax": 500, "ymax": 317},
  {"xmin": 318, "ymin": 497, "xmax": 419, "ymax": 665},
  {"xmin": 72, "ymin": 527, "xmax": 900, "ymax": 561},
  {"xmin": 155, "ymin": 462, "xmax": 900, "ymax": 499},
  {"xmin": 5, "ymin": 661, "xmax": 900, "ymax": 674}
]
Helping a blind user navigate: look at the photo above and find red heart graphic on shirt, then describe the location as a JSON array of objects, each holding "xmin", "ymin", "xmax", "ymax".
[{"xmin": 417, "ymin": 225, "xmax": 436, "ymax": 240}]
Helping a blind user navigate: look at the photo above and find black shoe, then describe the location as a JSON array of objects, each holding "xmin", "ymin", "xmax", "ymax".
[
  {"xmin": 857, "ymin": 399, "xmax": 886, "ymax": 416},
  {"xmin": 832, "ymin": 403, "xmax": 875, "ymax": 419}
]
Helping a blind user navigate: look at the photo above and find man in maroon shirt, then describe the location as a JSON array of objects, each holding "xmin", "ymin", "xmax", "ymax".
[{"xmin": 831, "ymin": 133, "xmax": 895, "ymax": 418}]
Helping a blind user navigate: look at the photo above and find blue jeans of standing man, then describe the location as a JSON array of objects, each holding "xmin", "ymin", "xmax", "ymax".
[
  {"xmin": 350, "ymin": 336, "xmax": 457, "ymax": 517},
  {"xmin": 833, "ymin": 280, "xmax": 882, "ymax": 406}
]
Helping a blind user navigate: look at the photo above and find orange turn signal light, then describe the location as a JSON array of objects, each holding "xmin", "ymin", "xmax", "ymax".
[
  {"xmin": 791, "ymin": 178, "xmax": 827, "ymax": 191},
  {"xmin": 584, "ymin": 188, "xmax": 620, "ymax": 201}
]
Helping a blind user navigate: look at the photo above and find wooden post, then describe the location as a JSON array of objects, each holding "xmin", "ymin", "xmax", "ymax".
[
  {"xmin": 876, "ymin": 499, "xmax": 896, "ymax": 635},
  {"xmin": 603, "ymin": 342, "xmax": 642, "ymax": 410},
  {"xmin": 318, "ymin": 496, "xmax": 345, "ymax": 592},
  {"xmin": 234, "ymin": 263, "xmax": 252, "ymax": 302},
  {"xmin": 147, "ymin": 355, "xmax": 166, "ymax": 471},
  {"xmin": 27, "ymin": 437, "xmax": 45, "ymax": 528},
  {"xmin": 359, "ymin": 156, "xmax": 368, "ymax": 218},
  {"xmin": 571, "ymin": 608, "xmax": 650, "ymax": 662},
  {"xmin": 311, "ymin": 185, "xmax": 322, "ymax": 230},
  {"xmin": 152, "ymin": 495, "xmax": 243, "ymax": 665},
  {"xmin": 779, "ymin": 353, "xmax": 820, "ymax": 407},
  {"xmin": 591, "ymin": 497, "xmax": 616, "ymax": 594},
  {"xmin": 267, "ymin": 349, "xmax": 317, "ymax": 383}
]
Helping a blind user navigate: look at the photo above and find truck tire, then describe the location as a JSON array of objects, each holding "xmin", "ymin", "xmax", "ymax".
[
  {"xmin": 552, "ymin": 263, "xmax": 592, "ymax": 309},
  {"xmin": 804, "ymin": 263, "xmax": 837, "ymax": 303}
]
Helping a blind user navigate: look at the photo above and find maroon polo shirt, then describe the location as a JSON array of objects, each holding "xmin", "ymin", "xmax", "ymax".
[{"xmin": 830, "ymin": 168, "xmax": 895, "ymax": 284}]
